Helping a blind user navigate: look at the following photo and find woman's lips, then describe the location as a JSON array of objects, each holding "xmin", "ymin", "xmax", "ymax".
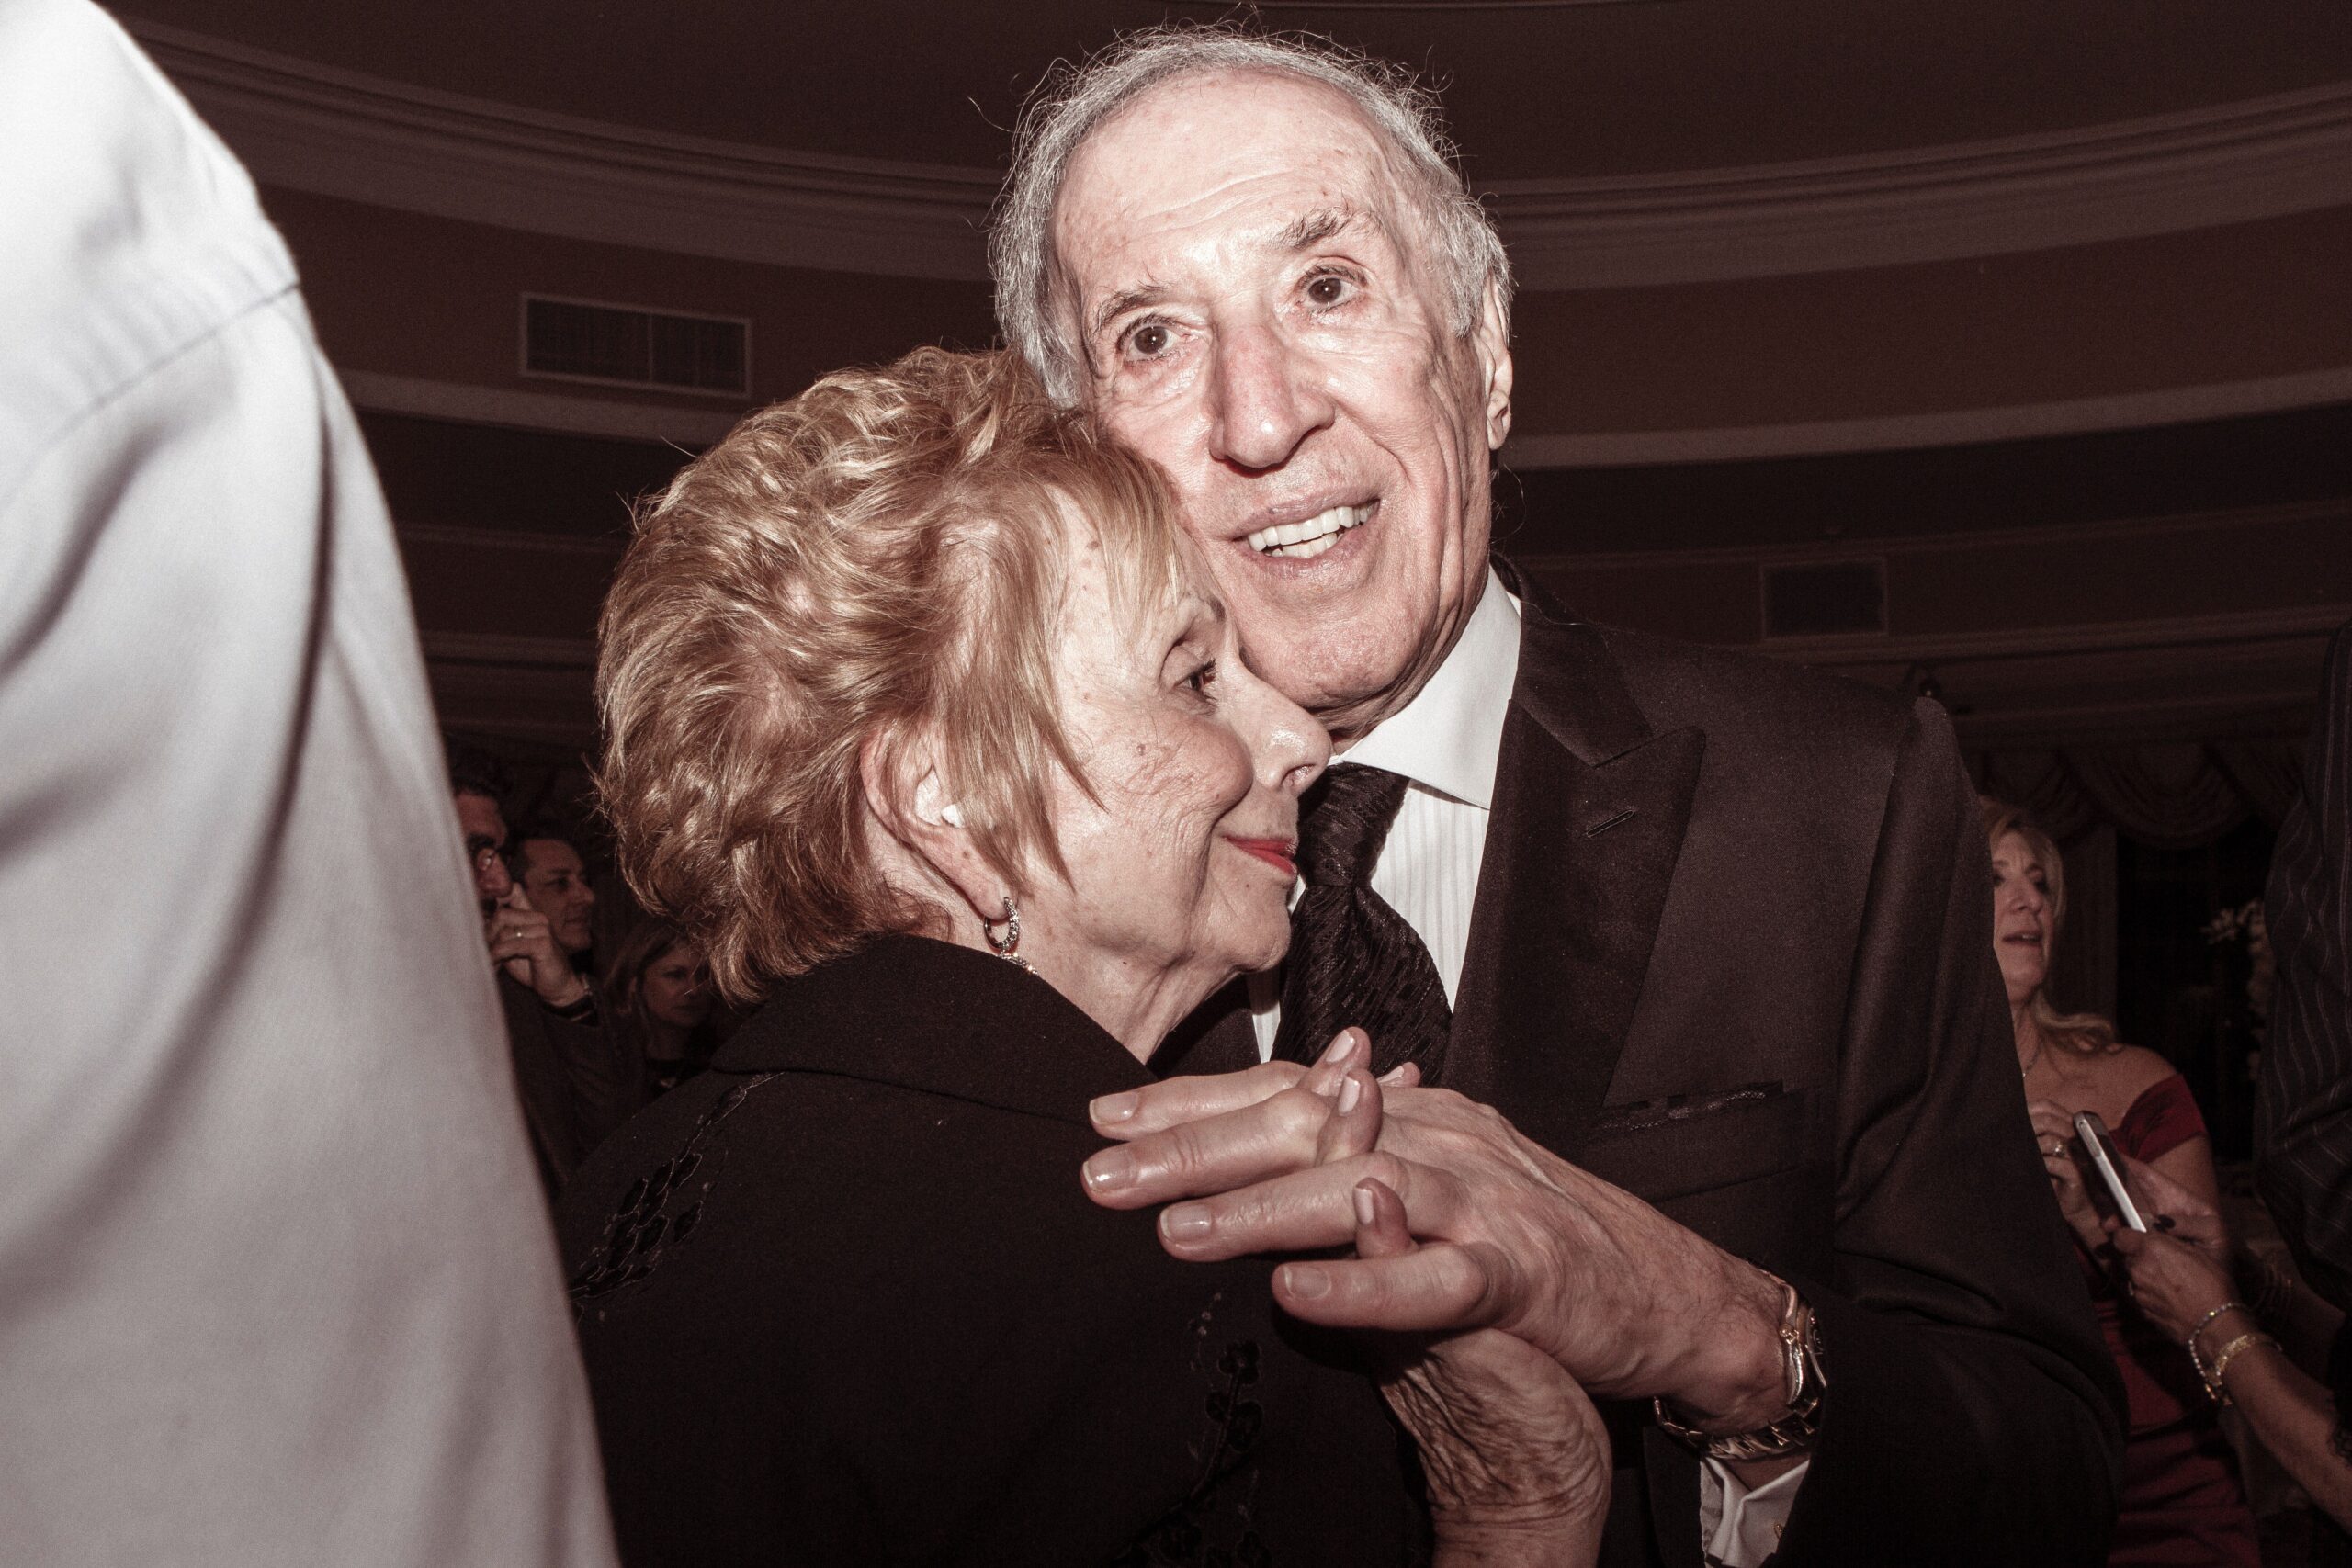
[{"xmin": 1225, "ymin": 836, "xmax": 1297, "ymax": 877}]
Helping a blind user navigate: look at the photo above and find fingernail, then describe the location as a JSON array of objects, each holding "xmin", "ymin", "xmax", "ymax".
[
  {"xmin": 1318, "ymin": 1030, "xmax": 1361, "ymax": 1067},
  {"xmin": 1377, "ymin": 1066, "xmax": 1408, "ymax": 1086},
  {"xmin": 1091, "ymin": 1091, "xmax": 1138, "ymax": 1125},
  {"xmin": 1337, "ymin": 1073, "xmax": 1363, "ymax": 1115},
  {"xmin": 1160, "ymin": 1203, "xmax": 1212, "ymax": 1242},
  {"xmin": 1082, "ymin": 1148, "xmax": 1136, "ymax": 1192},
  {"xmin": 1352, "ymin": 1183, "xmax": 1377, "ymax": 1228},
  {"xmin": 1283, "ymin": 1263, "xmax": 1331, "ymax": 1300}
]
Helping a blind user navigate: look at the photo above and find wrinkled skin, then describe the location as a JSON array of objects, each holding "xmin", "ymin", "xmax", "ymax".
[{"xmin": 1054, "ymin": 70, "xmax": 1510, "ymax": 747}]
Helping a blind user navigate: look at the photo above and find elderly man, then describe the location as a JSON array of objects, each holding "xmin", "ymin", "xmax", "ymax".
[{"xmin": 992, "ymin": 31, "xmax": 2123, "ymax": 1565}]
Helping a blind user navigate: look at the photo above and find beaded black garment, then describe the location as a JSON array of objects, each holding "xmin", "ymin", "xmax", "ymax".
[{"xmin": 567, "ymin": 1073, "xmax": 777, "ymax": 1305}]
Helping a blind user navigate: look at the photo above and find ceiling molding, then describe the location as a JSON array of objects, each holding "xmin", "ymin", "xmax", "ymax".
[
  {"xmin": 1501, "ymin": 368, "xmax": 2352, "ymax": 467},
  {"xmin": 130, "ymin": 20, "xmax": 1000, "ymax": 283},
  {"xmin": 131, "ymin": 18, "xmax": 2352, "ymax": 288},
  {"xmin": 1517, "ymin": 499, "xmax": 2352, "ymax": 570},
  {"xmin": 1748, "ymin": 602, "xmax": 2350, "ymax": 670},
  {"xmin": 342, "ymin": 370, "xmax": 739, "ymax": 446},
  {"xmin": 1492, "ymin": 84, "xmax": 2352, "ymax": 288},
  {"xmin": 421, "ymin": 629, "xmax": 598, "ymax": 667},
  {"xmin": 397, "ymin": 523, "xmax": 627, "ymax": 559}
]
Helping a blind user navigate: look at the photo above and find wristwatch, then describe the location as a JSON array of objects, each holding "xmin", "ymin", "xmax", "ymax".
[{"xmin": 1654, "ymin": 1281, "xmax": 1826, "ymax": 1462}]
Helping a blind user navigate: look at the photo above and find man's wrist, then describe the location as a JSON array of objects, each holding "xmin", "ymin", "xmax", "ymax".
[
  {"xmin": 538, "ymin": 973, "xmax": 594, "ymax": 1015},
  {"xmin": 1663, "ymin": 1262, "xmax": 1792, "ymax": 1433}
]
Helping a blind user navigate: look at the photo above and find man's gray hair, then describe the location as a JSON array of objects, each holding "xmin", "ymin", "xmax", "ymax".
[{"xmin": 989, "ymin": 27, "xmax": 1513, "ymax": 406}]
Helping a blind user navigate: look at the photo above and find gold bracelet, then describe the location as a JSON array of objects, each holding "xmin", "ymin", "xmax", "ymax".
[
  {"xmin": 2185, "ymin": 1301, "xmax": 2249, "ymax": 1354},
  {"xmin": 2201, "ymin": 1331, "xmax": 2279, "ymax": 1405},
  {"xmin": 1653, "ymin": 1280, "xmax": 1826, "ymax": 1462}
]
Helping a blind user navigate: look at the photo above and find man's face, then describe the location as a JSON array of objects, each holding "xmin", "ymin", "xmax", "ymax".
[
  {"xmin": 1051, "ymin": 70, "xmax": 1513, "ymax": 745},
  {"xmin": 454, "ymin": 790, "xmax": 510, "ymax": 911},
  {"xmin": 515, "ymin": 838, "xmax": 595, "ymax": 956}
]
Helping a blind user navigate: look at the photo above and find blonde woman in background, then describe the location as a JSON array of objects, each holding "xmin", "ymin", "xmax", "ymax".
[{"xmin": 1990, "ymin": 797, "xmax": 2259, "ymax": 1565}]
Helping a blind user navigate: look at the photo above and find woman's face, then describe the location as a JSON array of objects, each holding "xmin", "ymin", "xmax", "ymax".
[
  {"xmin": 1989, "ymin": 830, "xmax": 2052, "ymax": 1007},
  {"xmin": 1017, "ymin": 508, "xmax": 1329, "ymax": 1038},
  {"xmin": 640, "ymin": 943, "xmax": 712, "ymax": 1032}
]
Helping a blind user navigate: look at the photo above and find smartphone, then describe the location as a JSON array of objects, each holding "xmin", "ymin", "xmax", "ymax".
[{"xmin": 2073, "ymin": 1111, "xmax": 2149, "ymax": 1233}]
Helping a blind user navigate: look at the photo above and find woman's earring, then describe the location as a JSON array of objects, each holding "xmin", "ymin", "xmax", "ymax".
[{"xmin": 982, "ymin": 897, "xmax": 1033, "ymax": 973}]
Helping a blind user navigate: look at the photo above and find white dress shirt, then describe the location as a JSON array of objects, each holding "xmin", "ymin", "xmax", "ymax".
[
  {"xmin": 1244, "ymin": 568, "xmax": 1801, "ymax": 1565},
  {"xmin": 0, "ymin": 5, "xmax": 616, "ymax": 1562}
]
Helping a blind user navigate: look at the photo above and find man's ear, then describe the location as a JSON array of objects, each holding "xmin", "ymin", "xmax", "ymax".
[
  {"xmin": 1475, "ymin": 278, "xmax": 1513, "ymax": 453},
  {"xmin": 858, "ymin": 728, "xmax": 996, "ymax": 922}
]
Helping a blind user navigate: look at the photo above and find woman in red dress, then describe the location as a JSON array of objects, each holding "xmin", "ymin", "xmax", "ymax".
[{"xmin": 1987, "ymin": 798, "xmax": 2260, "ymax": 1566}]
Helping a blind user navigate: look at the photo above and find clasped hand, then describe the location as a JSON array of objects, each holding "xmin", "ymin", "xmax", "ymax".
[{"xmin": 1080, "ymin": 1031, "xmax": 1791, "ymax": 1428}]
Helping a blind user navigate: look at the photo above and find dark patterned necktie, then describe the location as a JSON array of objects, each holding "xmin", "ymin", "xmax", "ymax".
[{"xmin": 1272, "ymin": 764, "xmax": 1452, "ymax": 1077}]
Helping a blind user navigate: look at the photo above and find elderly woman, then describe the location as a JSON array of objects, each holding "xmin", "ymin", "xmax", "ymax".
[
  {"xmin": 1988, "ymin": 798, "xmax": 2258, "ymax": 1565},
  {"xmin": 562, "ymin": 348, "xmax": 1608, "ymax": 1566}
]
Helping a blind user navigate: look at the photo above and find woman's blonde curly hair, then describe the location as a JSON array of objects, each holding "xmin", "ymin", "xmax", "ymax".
[{"xmin": 597, "ymin": 347, "xmax": 1185, "ymax": 1005}]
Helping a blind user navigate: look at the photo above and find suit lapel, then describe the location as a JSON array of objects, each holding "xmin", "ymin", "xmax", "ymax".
[{"xmin": 1445, "ymin": 584, "xmax": 1706, "ymax": 1160}]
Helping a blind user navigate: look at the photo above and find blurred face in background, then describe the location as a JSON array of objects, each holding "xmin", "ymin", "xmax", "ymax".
[
  {"xmin": 516, "ymin": 838, "xmax": 595, "ymax": 955},
  {"xmin": 455, "ymin": 790, "xmax": 511, "ymax": 911},
  {"xmin": 641, "ymin": 942, "xmax": 712, "ymax": 1032},
  {"xmin": 1989, "ymin": 830, "xmax": 2053, "ymax": 1008}
]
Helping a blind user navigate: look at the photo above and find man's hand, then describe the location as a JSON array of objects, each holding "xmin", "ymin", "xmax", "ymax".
[
  {"xmin": 486, "ymin": 886, "xmax": 589, "ymax": 1010},
  {"xmin": 1082, "ymin": 1039, "xmax": 1790, "ymax": 1430}
]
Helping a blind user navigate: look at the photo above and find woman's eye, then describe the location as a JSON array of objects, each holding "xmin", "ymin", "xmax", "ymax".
[
  {"xmin": 1183, "ymin": 660, "xmax": 1217, "ymax": 697},
  {"xmin": 1125, "ymin": 321, "xmax": 1172, "ymax": 359}
]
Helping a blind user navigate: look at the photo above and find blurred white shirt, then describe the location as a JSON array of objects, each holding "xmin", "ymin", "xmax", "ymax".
[{"xmin": 0, "ymin": 3, "xmax": 616, "ymax": 1562}]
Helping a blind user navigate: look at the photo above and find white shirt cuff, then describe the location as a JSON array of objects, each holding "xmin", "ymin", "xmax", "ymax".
[{"xmin": 1699, "ymin": 1456, "xmax": 1808, "ymax": 1566}]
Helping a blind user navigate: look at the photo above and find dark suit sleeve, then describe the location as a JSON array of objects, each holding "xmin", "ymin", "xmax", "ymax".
[
  {"xmin": 544, "ymin": 997, "xmax": 645, "ymax": 1157},
  {"xmin": 2257, "ymin": 623, "xmax": 2352, "ymax": 1307},
  {"xmin": 1776, "ymin": 698, "xmax": 2124, "ymax": 1565}
]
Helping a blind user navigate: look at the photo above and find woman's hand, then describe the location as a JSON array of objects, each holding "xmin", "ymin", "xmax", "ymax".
[
  {"xmin": 1296, "ymin": 1045, "xmax": 1609, "ymax": 1566},
  {"xmin": 2117, "ymin": 1156, "xmax": 2229, "ymax": 1262},
  {"xmin": 2110, "ymin": 1225, "xmax": 2239, "ymax": 1348},
  {"xmin": 1352, "ymin": 1175, "xmax": 1611, "ymax": 1567},
  {"xmin": 2025, "ymin": 1100, "xmax": 2106, "ymax": 1253}
]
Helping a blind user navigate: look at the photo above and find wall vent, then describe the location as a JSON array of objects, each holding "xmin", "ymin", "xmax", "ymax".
[
  {"xmin": 1761, "ymin": 558, "xmax": 1886, "ymax": 639},
  {"xmin": 521, "ymin": 295, "xmax": 749, "ymax": 397}
]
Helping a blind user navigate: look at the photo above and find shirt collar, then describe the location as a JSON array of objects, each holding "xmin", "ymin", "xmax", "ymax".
[{"xmin": 1340, "ymin": 567, "xmax": 1521, "ymax": 809}]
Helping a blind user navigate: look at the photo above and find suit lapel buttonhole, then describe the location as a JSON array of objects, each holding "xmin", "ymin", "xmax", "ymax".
[{"xmin": 1584, "ymin": 807, "xmax": 1638, "ymax": 838}]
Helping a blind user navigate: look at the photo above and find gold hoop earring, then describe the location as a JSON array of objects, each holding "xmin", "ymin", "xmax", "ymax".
[{"xmin": 982, "ymin": 897, "xmax": 1033, "ymax": 973}]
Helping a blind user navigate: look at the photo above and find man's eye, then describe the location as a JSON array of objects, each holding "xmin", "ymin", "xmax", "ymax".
[
  {"xmin": 1305, "ymin": 271, "xmax": 1352, "ymax": 307},
  {"xmin": 1126, "ymin": 321, "xmax": 1171, "ymax": 358}
]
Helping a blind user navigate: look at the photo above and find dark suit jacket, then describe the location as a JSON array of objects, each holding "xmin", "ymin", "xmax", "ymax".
[
  {"xmin": 557, "ymin": 936, "xmax": 1420, "ymax": 1567},
  {"xmin": 499, "ymin": 971, "xmax": 641, "ymax": 1198},
  {"xmin": 2257, "ymin": 618, "xmax": 2352, "ymax": 1305},
  {"xmin": 1162, "ymin": 568, "xmax": 2126, "ymax": 1566}
]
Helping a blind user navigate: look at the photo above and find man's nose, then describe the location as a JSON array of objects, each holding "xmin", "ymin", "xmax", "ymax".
[
  {"xmin": 475, "ymin": 856, "xmax": 511, "ymax": 900},
  {"xmin": 1206, "ymin": 321, "xmax": 1332, "ymax": 472},
  {"xmin": 1239, "ymin": 673, "xmax": 1331, "ymax": 795}
]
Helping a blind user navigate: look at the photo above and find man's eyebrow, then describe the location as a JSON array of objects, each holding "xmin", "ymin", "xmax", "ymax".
[
  {"xmin": 1278, "ymin": 204, "xmax": 1376, "ymax": 252},
  {"xmin": 1090, "ymin": 282, "xmax": 1168, "ymax": 343}
]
